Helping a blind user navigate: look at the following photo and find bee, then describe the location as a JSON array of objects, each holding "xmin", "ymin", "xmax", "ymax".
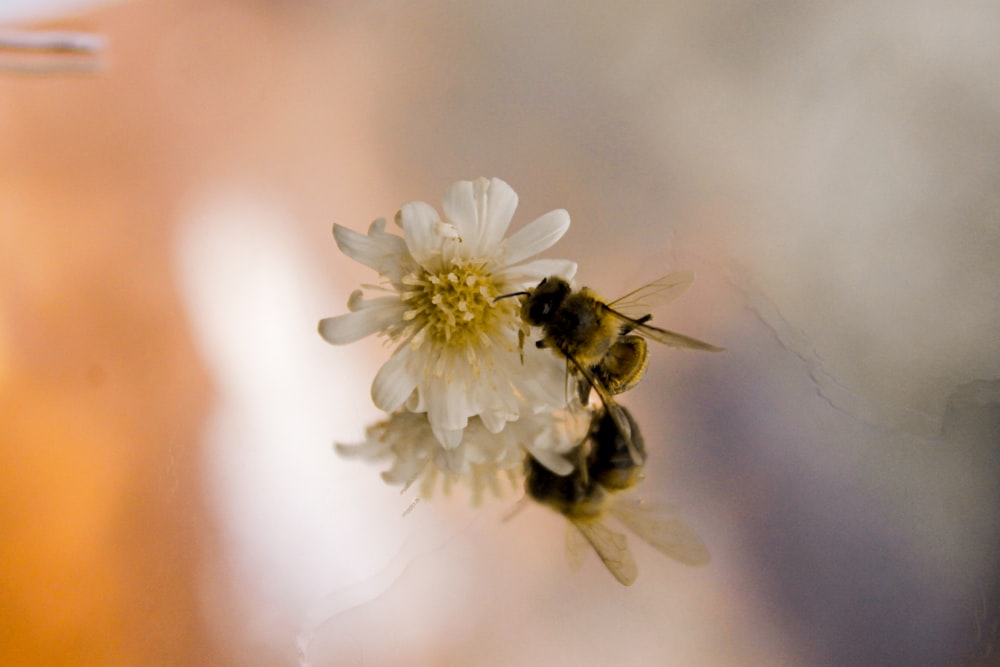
[
  {"xmin": 524, "ymin": 406, "xmax": 709, "ymax": 586},
  {"xmin": 499, "ymin": 272, "xmax": 722, "ymax": 463}
]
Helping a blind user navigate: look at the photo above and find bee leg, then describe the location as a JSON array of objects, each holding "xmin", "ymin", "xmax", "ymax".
[
  {"xmin": 565, "ymin": 360, "xmax": 590, "ymax": 410},
  {"xmin": 576, "ymin": 375, "xmax": 592, "ymax": 405},
  {"xmin": 577, "ymin": 451, "xmax": 589, "ymax": 487},
  {"xmin": 619, "ymin": 313, "xmax": 652, "ymax": 336},
  {"xmin": 564, "ymin": 359, "xmax": 571, "ymax": 406},
  {"xmin": 566, "ymin": 355, "xmax": 644, "ymax": 467},
  {"xmin": 605, "ymin": 403, "xmax": 642, "ymax": 465}
]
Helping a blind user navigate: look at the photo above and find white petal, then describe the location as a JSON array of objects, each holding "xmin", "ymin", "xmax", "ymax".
[
  {"xmin": 479, "ymin": 408, "xmax": 510, "ymax": 434},
  {"xmin": 334, "ymin": 440, "xmax": 382, "ymax": 461},
  {"xmin": 382, "ymin": 461, "xmax": 424, "ymax": 486},
  {"xmin": 349, "ymin": 292, "xmax": 404, "ymax": 313},
  {"xmin": 440, "ymin": 443, "xmax": 467, "ymax": 469},
  {"xmin": 318, "ymin": 298, "xmax": 404, "ymax": 344},
  {"xmin": 502, "ymin": 208, "xmax": 570, "ymax": 265},
  {"xmin": 527, "ymin": 448, "xmax": 574, "ymax": 476},
  {"xmin": 332, "ymin": 224, "xmax": 377, "ymax": 267},
  {"xmin": 427, "ymin": 376, "xmax": 470, "ymax": 434},
  {"xmin": 441, "ymin": 180, "xmax": 479, "ymax": 252},
  {"xmin": 406, "ymin": 388, "xmax": 425, "ymax": 413},
  {"xmin": 371, "ymin": 349, "xmax": 418, "ymax": 412},
  {"xmin": 368, "ymin": 219, "xmax": 415, "ymax": 282},
  {"xmin": 496, "ymin": 258, "xmax": 578, "ymax": 287},
  {"xmin": 332, "ymin": 221, "xmax": 407, "ymax": 276},
  {"xmin": 478, "ymin": 177, "xmax": 518, "ymax": 254},
  {"xmin": 433, "ymin": 423, "xmax": 465, "ymax": 450},
  {"xmin": 516, "ymin": 344, "xmax": 572, "ymax": 409},
  {"xmin": 399, "ymin": 200, "xmax": 442, "ymax": 265}
]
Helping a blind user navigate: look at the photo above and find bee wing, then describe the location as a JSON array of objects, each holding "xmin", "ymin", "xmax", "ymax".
[
  {"xmin": 564, "ymin": 521, "xmax": 589, "ymax": 572},
  {"xmin": 607, "ymin": 272, "xmax": 695, "ymax": 317},
  {"xmin": 570, "ymin": 518, "xmax": 638, "ymax": 586},
  {"xmin": 609, "ymin": 497, "xmax": 710, "ymax": 566},
  {"xmin": 603, "ymin": 308, "xmax": 724, "ymax": 352}
]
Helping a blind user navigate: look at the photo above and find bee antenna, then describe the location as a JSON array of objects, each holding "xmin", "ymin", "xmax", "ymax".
[{"xmin": 493, "ymin": 291, "xmax": 529, "ymax": 304}]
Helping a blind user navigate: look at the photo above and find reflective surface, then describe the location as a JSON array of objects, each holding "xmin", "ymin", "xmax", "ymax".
[{"xmin": 2, "ymin": 2, "xmax": 998, "ymax": 666}]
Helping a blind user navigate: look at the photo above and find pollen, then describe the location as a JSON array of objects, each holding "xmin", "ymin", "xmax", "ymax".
[{"xmin": 399, "ymin": 262, "xmax": 518, "ymax": 351}]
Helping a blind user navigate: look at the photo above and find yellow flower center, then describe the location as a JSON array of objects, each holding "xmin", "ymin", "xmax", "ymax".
[{"xmin": 399, "ymin": 262, "xmax": 518, "ymax": 360}]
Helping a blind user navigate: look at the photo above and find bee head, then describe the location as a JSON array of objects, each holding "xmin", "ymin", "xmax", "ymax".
[{"xmin": 521, "ymin": 276, "xmax": 571, "ymax": 325}]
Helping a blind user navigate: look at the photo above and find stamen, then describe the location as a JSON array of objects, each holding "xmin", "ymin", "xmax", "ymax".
[{"xmin": 385, "ymin": 259, "xmax": 522, "ymax": 376}]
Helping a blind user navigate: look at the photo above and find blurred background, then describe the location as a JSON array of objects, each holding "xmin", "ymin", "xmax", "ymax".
[{"xmin": 2, "ymin": 1, "xmax": 998, "ymax": 665}]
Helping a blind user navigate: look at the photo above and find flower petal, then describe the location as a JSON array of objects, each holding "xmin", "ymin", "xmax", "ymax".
[
  {"xmin": 371, "ymin": 349, "xmax": 418, "ymax": 412},
  {"xmin": 478, "ymin": 407, "xmax": 510, "ymax": 434},
  {"xmin": 318, "ymin": 297, "xmax": 405, "ymax": 344},
  {"xmin": 433, "ymin": 423, "xmax": 465, "ymax": 450},
  {"xmin": 441, "ymin": 179, "xmax": 479, "ymax": 252},
  {"xmin": 477, "ymin": 177, "xmax": 518, "ymax": 255},
  {"xmin": 514, "ymin": 341, "xmax": 572, "ymax": 408},
  {"xmin": 399, "ymin": 200, "xmax": 442, "ymax": 266},
  {"xmin": 496, "ymin": 258, "xmax": 578, "ymax": 287},
  {"xmin": 526, "ymin": 448, "xmax": 574, "ymax": 476},
  {"xmin": 440, "ymin": 442, "xmax": 467, "ymax": 469},
  {"xmin": 332, "ymin": 220, "xmax": 409, "ymax": 277},
  {"xmin": 427, "ymin": 376, "xmax": 470, "ymax": 436},
  {"xmin": 502, "ymin": 208, "xmax": 570, "ymax": 265}
]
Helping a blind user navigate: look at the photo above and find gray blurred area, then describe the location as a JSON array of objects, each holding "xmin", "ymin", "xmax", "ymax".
[
  {"xmin": 334, "ymin": 5, "xmax": 1000, "ymax": 664},
  {"xmin": 2, "ymin": 1, "xmax": 997, "ymax": 666}
]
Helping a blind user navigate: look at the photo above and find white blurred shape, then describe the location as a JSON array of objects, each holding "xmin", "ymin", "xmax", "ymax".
[
  {"xmin": 0, "ymin": 0, "xmax": 123, "ymax": 23},
  {"xmin": 172, "ymin": 189, "xmax": 442, "ymax": 653}
]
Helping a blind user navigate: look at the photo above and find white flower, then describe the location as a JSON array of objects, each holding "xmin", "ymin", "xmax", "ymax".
[
  {"xmin": 336, "ymin": 407, "xmax": 591, "ymax": 505},
  {"xmin": 319, "ymin": 177, "xmax": 576, "ymax": 449}
]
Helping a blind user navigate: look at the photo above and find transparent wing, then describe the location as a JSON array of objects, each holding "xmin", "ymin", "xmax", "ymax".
[
  {"xmin": 602, "ymin": 308, "xmax": 724, "ymax": 352},
  {"xmin": 609, "ymin": 497, "xmax": 710, "ymax": 566},
  {"xmin": 564, "ymin": 521, "xmax": 588, "ymax": 572},
  {"xmin": 571, "ymin": 518, "xmax": 638, "ymax": 586},
  {"xmin": 607, "ymin": 272, "xmax": 695, "ymax": 317}
]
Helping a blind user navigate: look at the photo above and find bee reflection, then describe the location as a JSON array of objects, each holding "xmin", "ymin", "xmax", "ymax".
[{"xmin": 524, "ymin": 406, "xmax": 709, "ymax": 586}]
